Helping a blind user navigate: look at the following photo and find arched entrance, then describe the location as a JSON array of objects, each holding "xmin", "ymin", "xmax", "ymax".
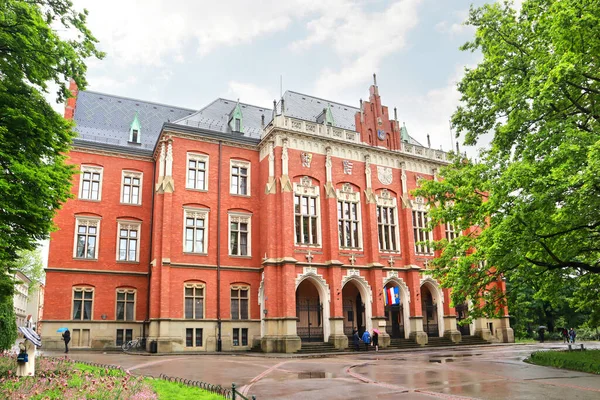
[
  {"xmin": 341, "ymin": 275, "xmax": 373, "ymax": 337},
  {"xmin": 295, "ymin": 278, "xmax": 327, "ymax": 342},
  {"xmin": 455, "ymin": 303, "xmax": 471, "ymax": 336},
  {"xmin": 383, "ymin": 278, "xmax": 410, "ymax": 339},
  {"xmin": 421, "ymin": 283, "xmax": 442, "ymax": 337}
]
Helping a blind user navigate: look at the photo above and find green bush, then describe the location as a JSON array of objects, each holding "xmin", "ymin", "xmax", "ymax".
[{"xmin": 528, "ymin": 350, "xmax": 600, "ymax": 374}]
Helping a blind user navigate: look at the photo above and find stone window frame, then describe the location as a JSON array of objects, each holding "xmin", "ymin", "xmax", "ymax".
[
  {"xmin": 184, "ymin": 282, "xmax": 205, "ymax": 320},
  {"xmin": 376, "ymin": 189, "xmax": 401, "ymax": 253},
  {"xmin": 185, "ymin": 328, "xmax": 204, "ymax": 347},
  {"xmin": 72, "ymin": 286, "xmax": 94, "ymax": 321},
  {"xmin": 232, "ymin": 327, "xmax": 248, "ymax": 346},
  {"xmin": 412, "ymin": 197, "xmax": 434, "ymax": 255},
  {"xmin": 73, "ymin": 216, "xmax": 100, "ymax": 260},
  {"xmin": 79, "ymin": 165, "xmax": 103, "ymax": 201},
  {"xmin": 228, "ymin": 212, "xmax": 251, "ymax": 257},
  {"xmin": 115, "ymin": 288, "xmax": 136, "ymax": 321},
  {"xmin": 230, "ymin": 159, "xmax": 251, "ymax": 196},
  {"xmin": 230, "ymin": 285, "xmax": 250, "ymax": 320},
  {"xmin": 186, "ymin": 153, "xmax": 209, "ymax": 191},
  {"xmin": 183, "ymin": 207, "xmax": 209, "ymax": 254},
  {"xmin": 293, "ymin": 176, "xmax": 322, "ymax": 248},
  {"xmin": 120, "ymin": 170, "xmax": 143, "ymax": 205},
  {"xmin": 336, "ymin": 183, "xmax": 363, "ymax": 250},
  {"xmin": 116, "ymin": 220, "xmax": 141, "ymax": 262}
]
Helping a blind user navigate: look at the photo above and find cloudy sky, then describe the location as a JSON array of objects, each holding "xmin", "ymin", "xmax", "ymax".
[{"xmin": 53, "ymin": 0, "xmax": 522, "ymax": 152}]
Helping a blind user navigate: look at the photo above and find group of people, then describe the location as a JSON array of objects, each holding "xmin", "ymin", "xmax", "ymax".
[
  {"xmin": 352, "ymin": 328, "xmax": 379, "ymax": 351},
  {"xmin": 562, "ymin": 327, "xmax": 577, "ymax": 343}
]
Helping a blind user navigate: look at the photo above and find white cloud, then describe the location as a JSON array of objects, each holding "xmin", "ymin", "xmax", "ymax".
[
  {"xmin": 435, "ymin": 9, "xmax": 472, "ymax": 36},
  {"xmin": 225, "ymin": 81, "xmax": 275, "ymax": 108}
]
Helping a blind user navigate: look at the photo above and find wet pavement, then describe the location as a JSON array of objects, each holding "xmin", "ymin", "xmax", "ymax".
[{"xmin": 44, "ymin": 342, "xmax": 600, "ymax": 399}]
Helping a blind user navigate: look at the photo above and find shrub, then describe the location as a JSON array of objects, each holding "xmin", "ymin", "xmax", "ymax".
[{"xmin": 528, "ymin": 350, "xmax": 600, "ymax": 374}]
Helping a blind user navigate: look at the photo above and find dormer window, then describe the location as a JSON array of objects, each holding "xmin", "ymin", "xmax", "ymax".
[
  {"xmin": 129, "ymin": 112, "xmax": 142, "ymax": 144},
  {"xmin": 234, "ymin": 118, "xmax": 241, "ymax": 132},
  {"xmin": 228, "ymin": 100, "xmax": 243, "ymax": 133}
]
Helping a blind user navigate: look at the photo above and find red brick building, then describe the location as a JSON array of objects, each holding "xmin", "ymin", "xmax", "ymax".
[{"xmin": 42, "ymin": 77, "xmax": 514, "ymax": 352}]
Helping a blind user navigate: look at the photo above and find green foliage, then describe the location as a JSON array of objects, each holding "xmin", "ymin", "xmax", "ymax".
[
  {"xmin": 0, "ymin": 0, "xmax": 103, "ymax": 303},
  {"xmin": 528, "ymin": 350, "xmax": 600, "ymax": 374},
  {"xmin": 148, "ymin": 379, "xmax": 226, "ymax": 400},
  {"xmin": 13, "ymin": 249, "xmax": 45, "ymax": 295},
  {"xmin": 0, "ymin": 297, "xmax": 17, "ymax": 351},
  {"xmin": 413, "ymin": 0, "xmax": 600, "ymax": 323}
]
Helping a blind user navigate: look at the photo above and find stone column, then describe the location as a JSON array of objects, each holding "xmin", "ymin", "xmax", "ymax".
[
  {"xmin": 442, "ymin": 288, "xmax": 461, "ymax": 343},
  {"xmin": 408, "ymin": 270, "xmax": 427, "ymax": 344}
]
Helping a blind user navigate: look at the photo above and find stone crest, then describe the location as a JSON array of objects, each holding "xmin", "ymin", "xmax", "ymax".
[
  {"xmin": 342, "ymin": 160, "xmax": 353, "ymax": 174},
  {"xmin": 377, "ymin": 166, "xmax": 393, "ymax": 185},
  {"xmin": 301, "ymin": 152, "xmax": 312, "ymax": 168}
]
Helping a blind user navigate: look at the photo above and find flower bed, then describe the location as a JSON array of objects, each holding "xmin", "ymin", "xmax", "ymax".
[
  {"xmin": 0, "ymin": 353, "xmax": 224, "ymax": 399},
  {"xmin": 527, "ymin": 350, "xmax": 600, "ymax": 374}
]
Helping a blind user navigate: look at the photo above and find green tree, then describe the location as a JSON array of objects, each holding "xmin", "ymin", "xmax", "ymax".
[
  {"xmin": 414, "ymin": 0, "xmax": 600, "ymax": 323},
  {"xmin": 0, "ymin": 297, "xmax": 17, "ymax": 350},
  {"xmin": 0, "ymin": 0, "xmax": 103, "ymax": 302},
  {"xmin": 13, "ymin": 248, "xmax": 44, "ymax": 295}
]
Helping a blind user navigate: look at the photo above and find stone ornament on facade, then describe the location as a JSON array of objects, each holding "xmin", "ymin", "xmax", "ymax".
[
  {"xmin": 377, "ymin": 165, "xmax": 393, "ymax": 185},
  {"xmin": 420, "ymin": 275, "xmax": 444, "ymax": 304},
  {"xmin": 294, "ymin": 176, "xmax": 319, "ymax": 197},
  {"xmin": 376, "ymin": 189, "xmax": 395, "ymax": 208},
  {"xmin": 301, "ymin": 152, "xmax": 312, "ymax": 168},
  {"xmin": 343, "ymin": 160, "xmax": 353, "ymax": 175},
  {"xmin": 410, "ymin": 196, "xmax": 428, "ymax": 211}
]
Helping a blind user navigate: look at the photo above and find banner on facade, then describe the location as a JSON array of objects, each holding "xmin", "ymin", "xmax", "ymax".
[{"xmin": 383, "ymin": 286, "xmax": 400, "ymax": 306}]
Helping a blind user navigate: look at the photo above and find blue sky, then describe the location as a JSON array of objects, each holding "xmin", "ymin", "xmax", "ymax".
[{"xmin": 55, "ymin": 0, "xmax": 522, "ymax": 152}]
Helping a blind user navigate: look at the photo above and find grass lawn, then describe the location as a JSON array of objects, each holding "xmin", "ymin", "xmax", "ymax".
[
  {"xmin": 527, "ymin": 349, "xmax": 600, "ymax": 374},
  {"xmin": 0, "ymin": 354, "xmax": 226, "ymax": 399}
]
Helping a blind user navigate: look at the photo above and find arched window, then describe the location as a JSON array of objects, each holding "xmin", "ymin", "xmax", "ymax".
[
  {"xmin": 231, "ymin": 285, "xmax": 249, "ymax": 320},
  {"xmin": 184, "ymin": 282, "xmax": 205, "ymax": 319}
]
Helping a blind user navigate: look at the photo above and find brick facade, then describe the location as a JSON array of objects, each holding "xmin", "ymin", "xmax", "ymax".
[{"xmin": 41, "ymin": 80, "xmax": 514, "ymax": 352}]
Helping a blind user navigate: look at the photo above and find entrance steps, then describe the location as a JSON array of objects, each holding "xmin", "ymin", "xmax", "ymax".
[{"xmin": 296, "ymin": 341, "xmax": 342, "ymax": 354}]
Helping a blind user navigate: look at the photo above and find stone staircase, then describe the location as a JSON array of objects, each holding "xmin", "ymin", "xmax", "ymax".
[{"xmin": 296, "ymin": 341, "xmax": 342, "ymax": 354}]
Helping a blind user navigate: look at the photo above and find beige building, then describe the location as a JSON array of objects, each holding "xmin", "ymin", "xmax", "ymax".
[
  {"xmin": 26, "ymin": 283, "xmax": 44, "ymax": 331},
  {"xmin": 13, "ymin": 271, "xmax": 31, "ymax": 328}
]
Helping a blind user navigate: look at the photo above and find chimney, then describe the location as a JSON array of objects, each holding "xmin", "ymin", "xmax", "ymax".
[
  {"xmin": 394, "ymin": 107, "xmax": 397, "ymax": 121},
  {"xmin": 427, "ymin": 134, "xmax": 431, "ymax": 148},
  {"xmin": 281, "ymin": 98, "xmax": 285, "ymax": 113},
  {"xmin": 64, "ymin": 79, "xmax": 79, "ymax": 120},
  {"xmin": 272, "ymin": 100, "xmax": 277, "ymax": 118},
  {"xmin": 261, "ymin": 114, "xmax": 265, "ymax": 128}
]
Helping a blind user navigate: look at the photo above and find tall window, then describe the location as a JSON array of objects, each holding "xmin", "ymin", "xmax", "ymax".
[
  {"xmin": 294, "ymin": 177, "xmax": 320, "ymax": 246},
  {"xmin": 412, "ymin": 210, "xmax": 433, "ymax": 254},
  {"xmin": 229, "ymin": 214, "xmax": 250, "ymax": 256},
  {"xmin": 122, "ymin": 171, "xmax": 142, "ymax": 204},
  {"xmin": 73, "ymin": 287, "xmax": 93, "ymax": 320},
  {"xmin": 234, "ymin": 118, "xmax": 241, "ymax": 132},
  {"xmin": 117, "ymin": 222, "xmax": 140, "ymax": 262},
  {"xmin": 446, "ymin": 222, "xmax": 459, "ymax": 241},
  {"xmin": 116, "ymin": 289, "xmax": 135, "ymax": 321},
  {"xmin": 74, "ymin": 218, "xmax": 99, "ymax": 259},
  {"xmin": 79, "ymin": 166, "xmax": 103, "ymax": 200},
  {"xmin": 231, "ymin": 286, "xmax": 249, "ymax": 320},
  {"xmin": 131, "ymin": 129, "xmax": 139, "ymax": 143},
  {"xmin": 233, "ymin": 328, "xmax": 248, "ymax": 346},
  {"xmin": 378, "ymin": 206, "xmax": 398, "ymax": 251},
  {"xmin": 187, "ymin": 153, "xmax": 208, "ymax": 190},
  {"xmin": 184, "ymin": 209, "xmax": 208, "ymax": 253},
  {"xmin": 230, "ymin": 160, "xmax": 249, "ymax": 195},
  {"xmin": 337, "ymin": 184, "xmax": 361, "ymax": 248},
  {"xmin": 184, "ymin": 283, "xmax": 204, "ymax": 319},
  {"xmin": 186, "ymin": 328, "xmax": 203, "ymax": 347},
  {"xmin": 116, "ymin": 329, "xmax": 133, "ymax": 346}
]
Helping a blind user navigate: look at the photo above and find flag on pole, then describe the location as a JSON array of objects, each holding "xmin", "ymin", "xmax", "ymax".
[
  {"xmin": 392, "ymin": 286, "xmax": 400, "ymax": 305},
  {"xmin": 383, "ymin": 288, "xmax": 388, "ymax": 305}
]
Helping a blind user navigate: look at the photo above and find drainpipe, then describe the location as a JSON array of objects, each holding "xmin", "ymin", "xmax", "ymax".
[
  {"xmin": 144, "ymin": 156, "xmax": 157, "ymax": 343},
  {"xmin": 217, "ymin": 140, "xmax": 223, "ymax": 352}
]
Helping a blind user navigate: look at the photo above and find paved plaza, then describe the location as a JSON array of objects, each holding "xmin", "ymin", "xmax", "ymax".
[{"xmin": 46, "ymin": 343, "xmax": 600, "ymax": 399}]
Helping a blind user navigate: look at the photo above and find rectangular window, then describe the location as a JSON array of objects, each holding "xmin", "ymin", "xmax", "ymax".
[
  {"xmin": 131, "ymin": 130, "xmax": 139, "ymax": 143},
  {"xmin": 337, "ymin": 200, "xmax": 360, "ymax": 248},
  {"xmin": 231, "ymin": 287, "xmax": 249, "ymax": 320},
  {"xmin": 377, "ymin": 206, "xmax": 398, "ymax": 251},
  {"xmin": 73, "ymin": 288, "xmax": 93, "ymax": 320},
  {"xmin": 187, "ymin": 154, "xmax": 208, "ymax": 190},
  {"xmin": 122, "ymin": 172, "xmax": 142, "ymax": 204},
  {"xmin": 184, "ymin": 284, "xmax": 204, "ymax": 319},
  {"xmin": 412, "ymin": 210, "xmax": 433, "ymax": 254},
  {"xmin": 75, "ymin": 219, "xmax": 99, "ymax": 259},
  {"xmin": 118, "ymin": 223, "xmax": 140, "ymax": 262},
  {"xmin": 79, "ymin": 166, "xmax": 103, "ymax": 200},
  {"xmin": 234, "ymin": 118, "xmax": 241, "ymax": 132},
  {"xmin": 230, "ymin": 162, "xmax": 249, "ymax": 195},
  {"xmin": 184, "ymin": 210, "xmax": 208, "ymax": 253},
  {"xmin": 229, "ymin": 214, "xmax": 250, "ymax": 256},
  {"xmin": 185, "ymin": 328, "xmax": 203, "ymax": 347},
  {"xmin": 116, "ymin": 329, "xmax": 133, "ymax": 346},
  {"xmin": 294, "ymin": 194, "xmax": 319, "ymax": 245},
  {"xmin": 232, "ymin": 328, "xmax": 248, "ymax": 346},
  {"xmin": 116, "ymin": 289, "xmax": 135, "ymax": 321},
  {"xmin": 446, "ymin": 222, "xmax": 459, "ymax": 242}
]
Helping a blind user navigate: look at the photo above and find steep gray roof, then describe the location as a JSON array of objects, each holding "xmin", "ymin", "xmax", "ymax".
[
  {"xmin": 72, "ymin": 91, "xmax": 196, "ymax": 153},
  {"xmin": 174, "ymin": 98, "xmax": 272, "ymax": 140}
]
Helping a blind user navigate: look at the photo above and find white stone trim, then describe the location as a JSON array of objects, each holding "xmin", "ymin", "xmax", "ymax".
[
  {"xmin": 420, "ymin": 275, "xmax": 445, "ymax": 337},
  {"xmin": 295, "ymin": 267, "xmax": 331, "ymax": 342},
  {"xmin": 186, "ymin": 153, "xmax": 209, "ymax": 191},
  {"xmin": 341, "ymin": 269, "xmax": 373, "ymax": 333}
]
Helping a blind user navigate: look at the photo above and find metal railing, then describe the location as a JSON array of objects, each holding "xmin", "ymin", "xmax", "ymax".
[{"xmin": 159, "ymin": 374, "xmax": 256, "ymax": 399}]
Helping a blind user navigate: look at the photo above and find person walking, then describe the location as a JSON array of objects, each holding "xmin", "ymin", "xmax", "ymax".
[
  {"xmin": 569, "ymin": 328, "xmax": 576, "ymax": 344},
  {"xmin": 372, "ymin": 329, "xmax": 379, "ymax": 352},
  {"xmin": 361, "ymin": 330, "xmax": 371, "ymax": 351},
  {"xmin": 62, "ymin": 328, "xmax": 71, "ymax": 353},
  {"xmin": 352, "ymin": 328, "xmax": 360, "ymax": 351},
  {"xmin": 562, "ymin": 328, "xmax": 569, "ymax": 343}
]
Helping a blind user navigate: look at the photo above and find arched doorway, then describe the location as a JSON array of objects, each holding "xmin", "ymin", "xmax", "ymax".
[
  {"xmin": 341, "ymin": 277, "xmax": 372, "ymax": 337},
  {"xmin": 421, "ymin": 284, "xmax": 439, "ymax": 337},
  {"xmin": 383, "ymin": 280, "xmax": 409, "ymax": 339},
  {"xmin": 456, "ymin": 303, "xmax": 471, "ymax": 336},
  {"xmin": 296, "ymin": 279, "xmax": 324, "ymax": 342}
]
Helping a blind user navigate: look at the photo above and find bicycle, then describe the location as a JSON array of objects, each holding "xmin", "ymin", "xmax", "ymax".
[{"xmin": 121, "ymin": 337, "xmax": 145, "ymax": 351}]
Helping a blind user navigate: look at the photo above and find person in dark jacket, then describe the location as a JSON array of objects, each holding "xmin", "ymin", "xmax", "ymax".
[
  {"xmin": 372, "ymin": 330, "xmax": 379, "ymax": 352},
  {"xmin": 352, "ymin": 328, "xmax": 360, "ymax": 351},
  {"xmin": 62, "ymin": 329, "xmax": 71, "ymax": 353},
  {"xmin": 361, "ymin": 330, "xmax": 371, "ymax": 351}
]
